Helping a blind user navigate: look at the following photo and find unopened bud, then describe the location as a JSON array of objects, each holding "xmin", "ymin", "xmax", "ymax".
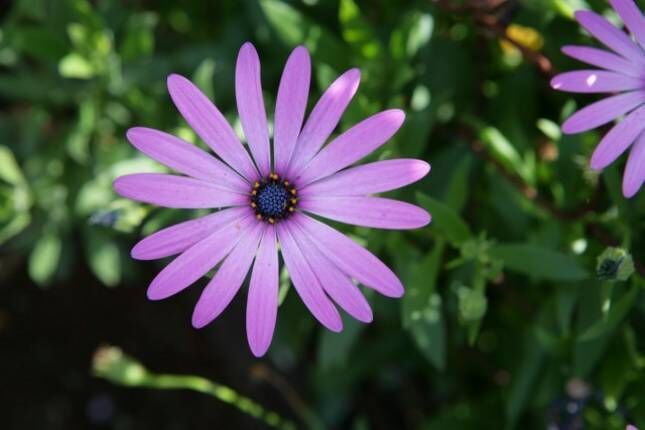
[
  {"xmin": 93, "ymin": 345, "xmax": 148, "ymax": 386},
  {"xmin": 457, "ymin": 286, "xmax": 487, "ymax": 322},
  {"xmin": 596, "ymin": 247, "xmax": 634, "ymax": 282}
]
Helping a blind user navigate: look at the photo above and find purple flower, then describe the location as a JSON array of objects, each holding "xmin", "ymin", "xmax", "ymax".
[
  {"xmin": 113, "ymin": 43, "xmax": 431, "ymax": 357},
  {"xmin": 551, "ymin": 0, "xmax": 645, "ymax": 198}
]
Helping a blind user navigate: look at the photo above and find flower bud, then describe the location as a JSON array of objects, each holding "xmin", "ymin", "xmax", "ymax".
[
  {"xmin": 596, "ymin": 247, "xmax": 634, "ymax": 282},
  {"xmin": 93, "ymin": 345, "xmax": 148, "ymax": 386},
  {"xmin": 457, "ymin": 286, "xmax": 488, "ymax": 323}
]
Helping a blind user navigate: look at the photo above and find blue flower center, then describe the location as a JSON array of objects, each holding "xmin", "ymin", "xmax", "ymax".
[{"xmin": 250, "ymin": 173, "xmax": 297, "ymax": 223}]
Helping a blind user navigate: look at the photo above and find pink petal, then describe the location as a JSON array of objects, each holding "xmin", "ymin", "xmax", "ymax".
[
  {"xmin": 293, "ymin": 213, "xmax": 404, "ymax": 297},
  {"xmin": 609, "ymin": 0, "xmax": 645, "ymax": 49},
  {"xmin": 285, "ymin": 69, "xmax": 361, "ymax": 176},
  {"xmin": 623, "ymin": 131, "xmax": 645, "ymax": 197},
  {"xmin": 575, "ymin": 10, "xmax": 645, "ymax": 64},
  {"xmin": 562, "ymin": 91, "xmax": 645, "ymax": 134},
  {"xmin": 246, "ymin": 226, "xmax": 279, "ymax": 357},
  {"xmin": 300, "ymin": 159, "xmax": 430, "ymax": 197},
  {"xmin": 131, "ymin": 207, "xmax": 249, "ymax": 260},
  {"xmin": 291, "ymin": 224, "xmax": 373, "ymax": 323},
  {"xmin": 146, "ymin": 214, "xmax": 254, "ymax": 300},
  {"xmin": 299, "ymin": 196, "xmax": 431, "ymax": 230},
  {"xmin": 126, "ymin": 127, "xmax": 248, "ymax": 191},
  {"xmin": 235, "ymin": 42, "xmax": 271, "ymax": 177},
  {"xmin": 191, "ymin": 223, "xmax": 264, "ymax": 328},
  {"xmin": 293, "ymin": 109, "xmax": 405, "ymax": 186},
  {"xmin": 273, "ymin": 46, "xmax": 311, "ymax": 175},
  {"xmin": 591, "ymin": 104, "xmax": 645, "ymax": 170},
  {"xmin": 276, "ymin": 222, "xmax": 343, "ymax": 332},
  {"xmin": 113, "ymin": 173, "xmax": 248, "ymax": 208},
  {"xmin": 561, "ymin": 45, "xmax": 642, "ymax": 77},
  {"xmin": 167, "ymin": 74, "xmax": 259, "ymax": 181},
  {"xmin": 550, "ymin": 70, "xmax": 644, "ymax": 93}
]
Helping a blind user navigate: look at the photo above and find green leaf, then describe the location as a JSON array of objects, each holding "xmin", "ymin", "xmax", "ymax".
[
  {"xmin": 28, "ymin": 232, "xmax": 62, "ymax": 286},
  {"xmin": 260, "ymin": 0, "xmax": 348, "ymax": 70},
  {"xmin": 444, "ymin": 153, "xmax": 473, "ymax": 212},
  {"xmin": 120, "ymin": 12, "xmax": 158, "ymax": 60},
  {"xmin": 59, "ymin": 52, "xmax": 95, "ymax": 79},
  {"xmin": 339, "ymin": 0, "xmax": 381, "ymax": 59},
  {"xmin": 479, "ymin": 126, "xmax": 532, "ymax": 184},
  {"xmin": 403, "ymin": 241, "xmax": 446, "ymax": 370},
  {"xmin": 578, "ymin": 286, "xmax": 639, "ymax": 342},
  {"xmin": 86, "ymin": 229, "xmax": 121, "ymax": 287},
  {"xmin": 505, "ymin": 335, "xmax": 545, "ymax": 429},
  {"xmin": 490, "ymin": 243, "xmax": 588, "ymax": 281},
  {"xmin": 389, "ymin": 11, "xmax": 434, "ymax": 60},
  {"xmin": 417, "ymin": 193, "xmax": 471, "ymax": 245},
  {"xmin": 0, "ymin": 145, "xmax": 26, "ymax": 185},
  {"xmin": 318, "ymin": 315, "xmax": 365, "ymax": 370},
  {"xmin": 0, "ymin": 212, "xmax": 31, "ymax": 245}
]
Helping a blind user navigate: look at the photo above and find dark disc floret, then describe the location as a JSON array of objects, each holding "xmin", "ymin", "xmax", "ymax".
[{"xmin": 250, "ymin": 173, "xmax": 297, "ymax": 224}]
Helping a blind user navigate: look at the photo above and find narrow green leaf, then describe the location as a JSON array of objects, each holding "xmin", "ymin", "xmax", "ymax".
[
  {"xmin": 86, "ymin": 229, "xmax": 121, "ymax": 287},
  {"xmin": 490, "ymin": 243, "xmax": 588, "ymax": 281},
  {"xmin": 578, "ymin": 286, "xmax": 639, "ymax": 342},
  {"xmin": 28, "ymin": 232, "xmax": 62, "ymax": 286},
  {"xmin": 417, "ymin": 193, "xmax": 471, "ymax": 245},
  {"xmin": 0, "ymin": 145, "xmax": 26, "ymax": 185},
  {"xmin": 403, "ymin": 241, "xmax": 446, "ymax": 369}
]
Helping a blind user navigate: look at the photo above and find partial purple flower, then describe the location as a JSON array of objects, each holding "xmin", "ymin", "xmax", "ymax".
[
  {"xmin": 113, "ymin": 43, "xmax": 431, "ymax": 357},
  {"xmin": 551, "ymin": 0, "xmax": 645, "ymax": 198}
]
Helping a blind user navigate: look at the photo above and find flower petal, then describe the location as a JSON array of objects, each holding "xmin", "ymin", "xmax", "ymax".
[
  {"xmin": 575, "ymin": 10, "xmax": 645, "ymax": 64},
  {"xmin": 561, "ymin": 45, "xmax": 642, "ymax": 77},
  {"xmin": 246, "ymin": 226, "xmax": 279, "ymax": 357},
  {"xmin": 146, "ymin": 214, "xmax": 254, "ymax": 300},
  {"xmin": 126, "ymin": 127, "xmax": 248, "ymax": 191},
  {"xmin": 300, "ymin": 159, "xmax": 430, "ymax": 197},
  {"xmin": 274, "ymin": 46, "xmax": 311, "ymax": 175},
  {"xmin": 191, "ymin": 222, "xmax": 264, "ymax": 329},
  {"xmin": 623, "ymin": 130, "xmax": 645, "ymax": 197},
  {"xmin": 113, "ymin": 173, "xmax": 248, "ymax": 208},
  {"xmin": 285, "ymin": 69, "xmax": 361, "ymax": 176},
  {"xmin": 293, "ymin": 109, "xmax": 405, "ymax": 186},
  {"xmin": 167, "ymin": 74, "xmax": 259, "ymax": 181},
  {"xmin": 293, "ymin": 213, "xmax": 404, "ymax": 297},
  {"xmin": 591, "ymin": 104, "xmax": 645, "ymax": 170},
  {"xmin": 562, "ymin": 91, "xmax": 645, "ymax": 134},
  {"xmin": 276, "ymin": 222, "xmax": 343, "ymax": 332},
  {"xmin": 235, "ymin": 42, "xmax": 271, "ymax": 177},
  {"xmin": 609, "ymin": 0, "xmax": 645, "ymax": 50},
  {"xmin": 300, "ymin": 196, "xmax": 430, "ymax": 230},
  {"xmin": 131, "ymin": 207, "xmax": 249, "ymax": 260},
  {"xmin": 550, "ymin": 70, "xmax": 644, "ymax": 93},
  {"xmin": 291, "ymin": 224, "xmax": 372, "ymax": 323}
]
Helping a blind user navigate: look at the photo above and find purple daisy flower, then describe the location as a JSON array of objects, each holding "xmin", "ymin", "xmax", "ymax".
[
  {"xmin": 550, "ymin": 0, "xmax": 645, "ymax": 198},
  {"xmin": 113, "ymin": 43, "xmax": 431, "ymax": 357}
]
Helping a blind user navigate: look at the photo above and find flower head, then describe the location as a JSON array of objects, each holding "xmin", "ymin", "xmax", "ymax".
[
  {"xmin": 113, "ymin": 43, "xmax": 431, "ymax": 356},
  {"xmin": 551, "ymin": 0, "xmax": 645, "ymax": 198}
]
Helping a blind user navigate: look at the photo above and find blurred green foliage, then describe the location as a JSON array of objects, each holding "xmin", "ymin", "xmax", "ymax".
[{"xmin": 1, "ymin": 0, "xmax": 644, "ymax": 428}]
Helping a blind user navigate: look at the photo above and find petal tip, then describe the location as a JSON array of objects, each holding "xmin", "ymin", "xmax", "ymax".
[
  {"xmin": 560, "ymin": 120, "xmax": 579, "ymax": 135},
  {"xmin": 550, "ymin": 76, "xmax": 563, "ymax": 90},
  {"xmin": 249, "ymin": 340, "xmax": 269, "ymax": 357},
  {"xmin": 191, "ymin": 313, "xmax": 210, "ymax": 329},
  {"xmin": 622, "ymin": 178, "xmax": 641, "ymax": 198},
  {"xmin": 327, "ymin": 320, "xmax": 343, "ymax": 333},
  {"xmin": 167, "ymin": 73, "xmax": 188, "ymax": 92},
  {"xmin": 146, "ymin": 285, "xmax": 167, "ymax": 301}
]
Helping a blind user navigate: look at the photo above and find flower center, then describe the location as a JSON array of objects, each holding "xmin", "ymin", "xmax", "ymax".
[{"xmin": 250, "ymin": 173, "xmax": 297, "ymax": 224}]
